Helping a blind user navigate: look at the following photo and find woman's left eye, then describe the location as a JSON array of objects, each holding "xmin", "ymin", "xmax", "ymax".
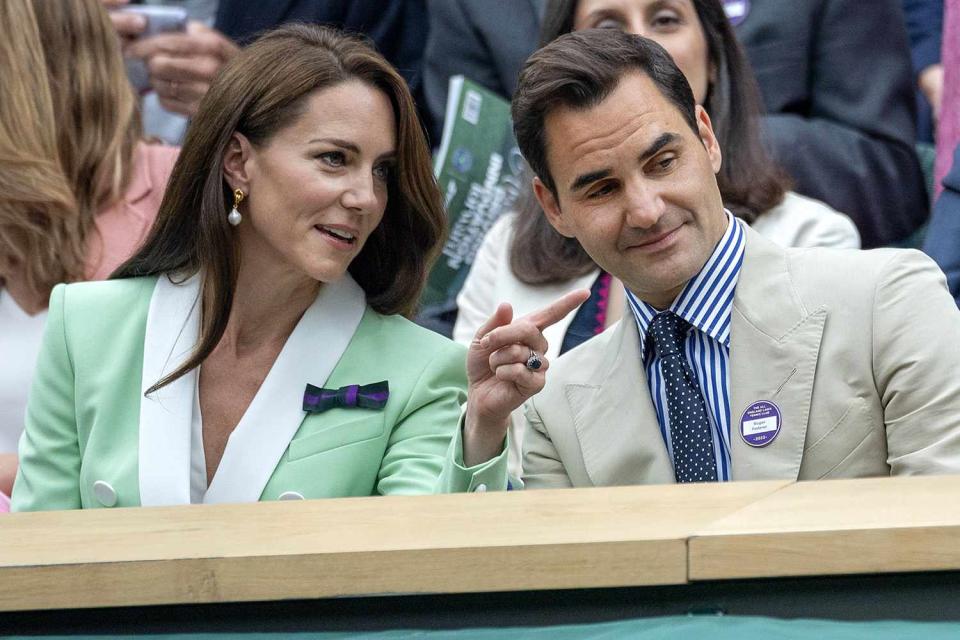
[
  {"xmin": 651, "ymin": 11, "xmax": 681, "ymax": 29},
  {"xmin": 318, "ymin": 151, "xmax": 346, "ymax": 167},
  {"xmin": 373, "ymin": 162, "xmax": 392, "ymax": 181}
]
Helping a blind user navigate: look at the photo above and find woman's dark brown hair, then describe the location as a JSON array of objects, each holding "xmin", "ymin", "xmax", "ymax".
[
  {"xmin": 512, "ymin": 0, "xmax": 789, "ymax": 284},
  {"xmin": 114, "ymin": 24, "xmax": 445, "ymax": 393}
]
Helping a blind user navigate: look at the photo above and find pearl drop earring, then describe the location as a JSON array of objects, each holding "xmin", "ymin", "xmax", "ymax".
[{"xmin": 228, "ymin": 188, "xmax": 244, "ymax": 226}]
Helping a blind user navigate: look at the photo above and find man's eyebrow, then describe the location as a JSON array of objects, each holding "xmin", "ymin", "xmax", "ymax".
[
  {"xmin": 570, "ymin": 168, "xmax": 612, "ymax": 193},
  {"xmin": 568, "ymin": 132, "xmax": 680, "ymax": 193},
  {"xmin": 639, "ymin": 132, "xmax": 680, "ymax": 163}
]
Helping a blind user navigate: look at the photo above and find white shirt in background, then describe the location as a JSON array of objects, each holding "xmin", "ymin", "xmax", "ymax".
[{"xmin": 0, "ymin": 290, "xmax": 47, "ymax": 453}]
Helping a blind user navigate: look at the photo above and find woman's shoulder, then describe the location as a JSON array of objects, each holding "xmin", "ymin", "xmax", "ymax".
[
  {"xmin": 348, "ymin": 309, "xmax": 466, "ymax": 390},
  {"xmin": 485, "ymin": 212, "xmax": 517, "ymax": 243},
  {"xmin": 470, "ymin": 212, "xmax": 517, "ymax": 267},
  {"xmin": 775, "ymin": 191, "xmax": 843, "ymax": 216},
  {"xmin": 136, "ymin": 141, "xmax": 180, "ymax": 168},
  {"xmin": 351, "ymin": 308, "xmax": 467, "ymax": 395},
  {"xmin": 54, "ymin": 276, "xmax": 157, "ymax": 319},
  {"xmin": 134, "ymin": 141, "xmax": 180, "ymax": 187},
  {"xmin": 753, "ymin": 191, "xmax": 861, "ymax": 249},
  {"xmin": 363, "ymin": 309, "xmax": 466, "ymax": 358},
  {"xmin": 45, "ymin": 278, "xmax": 157, "ymax": 363}
]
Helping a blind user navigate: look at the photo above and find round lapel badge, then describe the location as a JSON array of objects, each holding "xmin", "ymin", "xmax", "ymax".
[
  {"xmin": 739, "ymin": 400, "xmax": 781, "ymax": 447},
  {"xmin": 723, "ymin": 0, "xmax": 751, "ymax": 26}
]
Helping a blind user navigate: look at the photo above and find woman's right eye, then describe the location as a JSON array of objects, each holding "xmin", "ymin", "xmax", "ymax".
[
  {"xmin": 594, "ymin": 17, "xmax": 625, "ymax": 30},
  {"xmin": 317, "ymin": 151, "xmax": 346, "ymax": 167}
]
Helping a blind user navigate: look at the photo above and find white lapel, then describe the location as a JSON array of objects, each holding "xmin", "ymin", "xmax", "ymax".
[
  {"xmin": 203, "ymin": 274, "xmax": 367, "ymax": 504},
  {"xmin": 139, "ymin": 273, "xmax": 202, "ymax": 506}
]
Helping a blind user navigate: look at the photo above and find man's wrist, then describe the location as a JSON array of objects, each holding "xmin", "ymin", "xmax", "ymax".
[{"xmin": 462, "ymin": 406, "xmax": 509, "ymax": 467}]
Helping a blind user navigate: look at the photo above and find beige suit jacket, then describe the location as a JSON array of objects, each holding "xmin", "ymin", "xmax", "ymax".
[{"xmin": 523, "ymin": 227, "xmax": 960, "ymax": 487}]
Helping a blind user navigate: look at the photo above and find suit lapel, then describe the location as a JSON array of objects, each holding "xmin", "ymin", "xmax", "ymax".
[
  {"xmin": 568, "ymin": 318, "xmax": 675, "ymax": 486},
  {"xmin": 729, "ymin": 228, "xmax": 826, "ymax": 480},
  {"xmin": 203, "ymin": 275, "xmax": 367, "ymax": 504},
  {"xmin": 139, "ymin": 273, "xmax": 201, "ymax": 506}
]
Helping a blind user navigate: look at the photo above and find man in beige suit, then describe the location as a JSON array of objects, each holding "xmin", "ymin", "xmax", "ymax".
[{"xmin": 461, "ymin": 29, "xmax": 960, "ymax": 486}]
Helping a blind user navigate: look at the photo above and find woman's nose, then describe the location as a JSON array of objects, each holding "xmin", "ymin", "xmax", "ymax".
[{"xmin": 340, "ymin": 171, "xmax": 380, "ymax": 213}]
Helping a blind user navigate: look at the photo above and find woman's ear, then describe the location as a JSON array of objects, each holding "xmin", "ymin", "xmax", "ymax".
[{"xmin": 222, "ymin": 132, "xmax": 254, "ymax": 193}]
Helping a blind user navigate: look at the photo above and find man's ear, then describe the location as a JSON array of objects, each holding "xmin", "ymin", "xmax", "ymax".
[
  {"xmin": 695, "ymin": 104, "xmax": 723, "ymax": 175},
  {"xmin": 532, "ymin": 176, "xmax": 575, "ymax": 238},
  {"xmin": 222, "ymin": 132, "xmax": 254, "ymax": 193}
]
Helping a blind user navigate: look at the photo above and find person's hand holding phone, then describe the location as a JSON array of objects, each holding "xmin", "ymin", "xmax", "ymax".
[
  {"xmin": 102, "ymin": 0, "xmax": 147, "ymax": 42},
  {"xmin": 125, "ymin": 20, "xmax": 238, "ymax": 116}
]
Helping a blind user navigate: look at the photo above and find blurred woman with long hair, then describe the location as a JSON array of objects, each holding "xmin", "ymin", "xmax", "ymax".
[{"xmin": 0, "ymin": 0, "xmax": 178, "ymax": 499}]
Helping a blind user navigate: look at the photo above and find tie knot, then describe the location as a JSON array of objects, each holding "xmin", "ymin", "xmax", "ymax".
[{"xmin": 649, "ymin": 311, "xmax": 690, "ymax": 358}]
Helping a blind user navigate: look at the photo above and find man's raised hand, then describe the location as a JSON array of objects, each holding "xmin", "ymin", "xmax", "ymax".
[{"xmin": 462, "ymin": 289, "xmax": 589, "ymax": 466}]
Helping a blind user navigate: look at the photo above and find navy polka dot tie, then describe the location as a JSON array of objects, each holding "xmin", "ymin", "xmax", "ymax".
[{"xmin": 649, "ymin": 311, "xmax": 718, "ymax": 483}]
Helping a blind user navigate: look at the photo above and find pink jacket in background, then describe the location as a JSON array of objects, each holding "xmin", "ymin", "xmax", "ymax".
[
  {"xmin": 0, "ymin": 141, "xmax": 178, "ymax": 459},
  {"xmin": 85, "ymin": 142, "xmax": 179, "ymax": 279},
  {"xmin": 935, "ymin": 0, "xmax": 960, "ymax": 196}
]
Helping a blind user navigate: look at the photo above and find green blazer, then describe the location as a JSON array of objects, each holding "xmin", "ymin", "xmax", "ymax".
[{"xmin": 12, "ymin": 274, "xmax": 506, "ymax": 511}]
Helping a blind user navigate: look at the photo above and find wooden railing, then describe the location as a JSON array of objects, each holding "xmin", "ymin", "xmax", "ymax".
[{"xmin": 2, "ymin": 475, "xmax": 959, "ymax": 612}]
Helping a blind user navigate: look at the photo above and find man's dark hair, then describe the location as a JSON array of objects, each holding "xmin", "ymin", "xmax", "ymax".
[{"xmin": 511, "ymin": 28, "xmax": 700, "ymax": 196}]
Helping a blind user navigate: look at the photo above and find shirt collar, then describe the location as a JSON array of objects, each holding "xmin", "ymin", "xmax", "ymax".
[{"xmin": 626, "ymin": 210, "xmax": 746, "ymax": 349}]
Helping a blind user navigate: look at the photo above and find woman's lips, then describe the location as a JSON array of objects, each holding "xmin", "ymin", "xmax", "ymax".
[{"xmin": 315, "ymin": 224, "xmax": 358, "ymax": 249}]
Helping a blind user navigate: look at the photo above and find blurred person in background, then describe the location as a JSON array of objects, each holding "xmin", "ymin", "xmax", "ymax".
[
  {"xmin": 934, "ymin": 0, "xmax": 960, "ymax": 194},
  {"xmin": 422, "ymin": 0, "xmax": 543, "ymax": 144},
  {"xmin": 425, "ymin": 0, "xmax": 928, "ymax": 248},
  {"xmin": 922, "ymin": 1, "xmax": 960, "ymax": 304},
  {"xmin": 923, "ymin": 146, "xmax": 960, "ymax": 305},
  {"xmin": 732, "ymin": 0, "xmax": 927, "ymax": 247},
  {"xmin": 105, "ymin": 0, "xmax": 430, "ymax": 144},
  {"xmin": 902, "ymin": 0, "xmax": 943, "ymax": 143},
  {"xmin": 453, "ymin": 0, "xmax": 859, "ymax": 476},
  {"xmin": 0, "ymin": 0, "xmax": 179, "ymax": 505}
]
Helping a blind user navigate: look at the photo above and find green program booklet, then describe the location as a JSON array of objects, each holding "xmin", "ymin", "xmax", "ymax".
[{"xmin": 421, "ymin": 76, "xmax": 527, "ymax": 310}]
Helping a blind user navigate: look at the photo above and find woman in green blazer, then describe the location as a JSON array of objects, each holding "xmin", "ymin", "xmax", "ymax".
[{"xmin": 12, "ymin": 24, "xmax": 506, "ymax": 510}]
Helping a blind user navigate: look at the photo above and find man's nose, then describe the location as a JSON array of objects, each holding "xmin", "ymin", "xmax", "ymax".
[{"xmin": 623, "ymin": 178, "xmax": 666, "ymax": 229}]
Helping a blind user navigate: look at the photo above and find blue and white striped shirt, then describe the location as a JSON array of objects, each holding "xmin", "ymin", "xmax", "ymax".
[{"xmin": 625, "ymin": 213, "xmax": 746, "ymax": 482}]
